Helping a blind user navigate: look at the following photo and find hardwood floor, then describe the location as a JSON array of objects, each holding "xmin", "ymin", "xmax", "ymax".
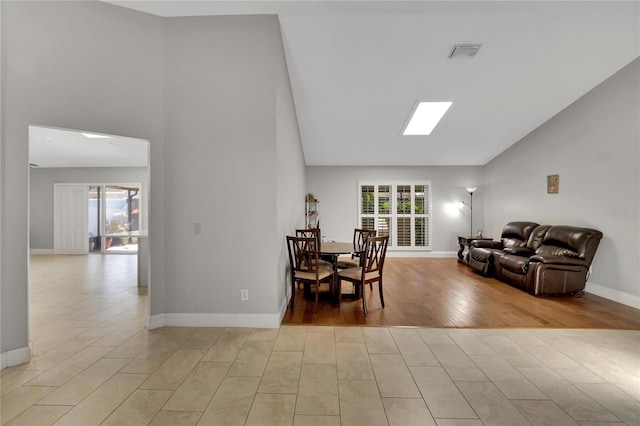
[{"xmin": 281, "ymin": 258, "xmax": 640, "ymax": 329}]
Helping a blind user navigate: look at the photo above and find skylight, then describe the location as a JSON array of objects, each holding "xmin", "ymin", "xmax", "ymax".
[
  {"xmin": 81, "ymin": 132, "xmax": 113, "ymax": 139},
  {"xmin": 402, "ymin": 102, "xmax": 452, "ymax": 136}
]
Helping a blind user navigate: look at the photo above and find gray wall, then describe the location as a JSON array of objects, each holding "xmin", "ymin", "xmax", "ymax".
[
  {"xmin": 275, "ymin": 16, "xmax": 307, "ymax": 310},
  {"xmin": 29, "ymin": 167, "xmax": 149, "ymax": 250},
  {"xmin": 1, "ymin": 1, "xmax": 164, "ymax": 356},
  {"xmin": 2, "ymin": 2, "xmax": 302, "ymax": 362},
  {"xmin": 484, "ymin": 58, "xmax": 640, "ymax": 306},
  {"xmin": 163, "ymin": 14, "xmax": 296, "ymax": 317},
  {"xmin": 0, "ymin": 2, "xmax": 3, "ymax": 362},
  {"xmin": 306, "ymin": 166, "xmax": 484, "ymax": 253}
]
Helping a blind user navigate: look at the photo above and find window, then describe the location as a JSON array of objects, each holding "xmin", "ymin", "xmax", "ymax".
[
  {"xmin": 88, "ymin": 184, "xmax": 142, "ymax": 253},
  {"xmin": 358, "ymin": 182, "xmax": 431, "ymax": 250}
]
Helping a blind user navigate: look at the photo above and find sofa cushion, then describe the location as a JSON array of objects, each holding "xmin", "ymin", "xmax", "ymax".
[
  {"xmin": 498, "ymin": 254, "xmax": 528, "ymax": 274},
  {"xmin": 469, "ymin": 247, "xmax": 495, "ymax": 263},
  {"xmin": 535, "ymin": 225, "xmax": 603, "ymax": 262},
  {"xmin": 503, "ymin": 247, "xmax": 535, "ymax": 256},
  {"xmin": 529, "ymin": 254, "xmax": 586, "ymax": 268},
  {"xmin": 501, "ymin": 221, "xmax": 539, "ymax": 248},
  {"xmin": 468, "ymin": 247, "xmax": 504, "ymax": 276},
  {"xmin": 550, "ymin": 248, "xmax": 579, "ymax": 257},
  {"xmin": 525, "ymin": 225, "xmax": 551, "ymax": 251}
]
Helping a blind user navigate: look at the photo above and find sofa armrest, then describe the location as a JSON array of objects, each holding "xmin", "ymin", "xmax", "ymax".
[
  {"xmin": 471, "ymin": 240, "xmax": 502, "ymax": 249},
  {"xmin": 529, "ymin": 254, "xmax": 587, "ymax": 267},
  {"xmin": 503, "ymin": 247, "xmax": 535, "ymax": 257}
]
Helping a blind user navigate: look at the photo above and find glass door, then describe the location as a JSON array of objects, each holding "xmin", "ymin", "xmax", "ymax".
[
  {"xmin": 88, "ymin": 184, "xmax": 141, "ymax": 254},
  {"xmin": 104, "ymin": 185, "xmax": 140, "ymax": 253},
  {"xmin": 88, "ymin": 186, "xmax": 101, "ymax": 253}
]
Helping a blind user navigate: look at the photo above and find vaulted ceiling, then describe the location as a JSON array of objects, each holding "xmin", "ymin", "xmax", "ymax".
[{"xmin": 38, "ymin": 1, "xmax": 640, "ymax": 167}]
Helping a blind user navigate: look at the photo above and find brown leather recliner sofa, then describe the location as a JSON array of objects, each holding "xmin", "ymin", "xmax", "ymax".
[{"xmin": 468, "ymin": 222, "xmax": 603, "ymax": 296}]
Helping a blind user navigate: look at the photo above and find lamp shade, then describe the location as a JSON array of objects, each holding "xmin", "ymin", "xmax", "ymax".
[{"xmin": 465, "ymin": 187, "xmax": 477, "ymax": 194}]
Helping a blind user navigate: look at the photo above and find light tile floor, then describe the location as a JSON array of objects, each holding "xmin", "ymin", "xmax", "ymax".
[
  {"xmin": 3, "ymin": 326, "xmax": 639, "ymax": 425},
  {"xmin": 1, "ymin": 255, "xmax": 639, "ymax": 425}
]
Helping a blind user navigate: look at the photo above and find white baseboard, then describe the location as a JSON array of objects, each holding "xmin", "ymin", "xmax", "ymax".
[
  {"xmin": 147, "ymin": 314, "xmax": 166, "ymax": 330},
  {"xmin": 147, "ymin": 312, "xmax": 282, "ymax": 330},
  {"xmin": 387, "ymin": 251, "xmax": 457, "ymax": 258},
  {"xmin": 0, "ymin": 346, "xmax": 31, "ymax": 370},
  {"xmin": 30, "ymin": 249, "xmax": 54, "ymax": 255},
  {"xmin": 585, "ymin": 281, "xmax": 640, "ymax": 310}
]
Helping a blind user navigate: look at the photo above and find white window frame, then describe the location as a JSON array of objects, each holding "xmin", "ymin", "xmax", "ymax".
[{"xmin": 358, "ymin": 181, "xmax": 432, "ymax": 251}]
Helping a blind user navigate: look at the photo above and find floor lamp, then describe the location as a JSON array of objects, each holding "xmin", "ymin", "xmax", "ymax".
[{"xmin": 464, "ymin": 187, "xmax": 477, "ymax": 236}]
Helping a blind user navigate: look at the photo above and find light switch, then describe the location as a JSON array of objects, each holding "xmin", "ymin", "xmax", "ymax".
[{"xmin": 194, "ymin": 222, "xmax": 201, "ymax": 234}]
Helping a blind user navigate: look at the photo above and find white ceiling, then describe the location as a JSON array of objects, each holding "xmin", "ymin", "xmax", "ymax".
[
  {"xmin": 29, "ymin": 126, "xmax": 149, "ymax": 168},
  {"xmin": 43, "ymin": 1, "xmax": 639, "ymax": 167}
]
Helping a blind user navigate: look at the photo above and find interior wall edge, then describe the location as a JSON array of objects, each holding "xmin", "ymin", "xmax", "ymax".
[{"xmin": 0, "ymin": 345, "xmax": 30, "ymax": 370}]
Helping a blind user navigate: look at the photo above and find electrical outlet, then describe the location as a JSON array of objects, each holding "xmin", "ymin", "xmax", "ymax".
[{"xmin": 241, "ymin": 289, "xmax": 249, "ymax": 301}]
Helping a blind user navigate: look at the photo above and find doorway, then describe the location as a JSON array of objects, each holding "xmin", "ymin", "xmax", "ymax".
[{"xmin": 28, "ymin": 125, "xmax": 150, "ymax": 358}]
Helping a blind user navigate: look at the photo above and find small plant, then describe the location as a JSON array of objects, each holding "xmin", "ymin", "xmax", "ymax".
[{"xmin": 105, "ymin": 212, "xmax": 129, "ymax": 234}]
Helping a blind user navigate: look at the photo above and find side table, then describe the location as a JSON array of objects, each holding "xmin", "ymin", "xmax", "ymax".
[{"xmin": 457, "ymin": 236, "xmax": 493, "ymax": 264}]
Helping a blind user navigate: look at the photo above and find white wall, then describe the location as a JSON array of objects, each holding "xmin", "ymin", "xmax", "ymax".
[
  {"xmin": 484, "ymin": 58, "xmax": 640, "ymax": 308},
  {"xmin": 1, "ymin": 1, "xmax": 164, "ymax": 362},
  {"xmin": 29, "ymin": 167, "xmax": 149, "ymax": 250},
  {"xmin": 306, "ymin": 166, "xmax": 484, "ymax": 253}
]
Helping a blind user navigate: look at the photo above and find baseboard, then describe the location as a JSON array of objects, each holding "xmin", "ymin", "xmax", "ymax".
[
  {"xmin": 387, "ymin": 251, "xmax": 456, "ymax": 258},
  {"xmin": 0, "ymin": 346, "xmax": 31, "ymax": 370},
  {"xmin": 147, "ymin": 314, "xmax": 166, "ymax": 330},
  {"xmin": 30, "ymin": 249, "xmax": 54, "ymax": 255},
  {"xmin": 585, "ymin": 281, "xmax": 640, "ymax": 310},
  {"xmin": 147, "ymin": 312, "xmax": 282, "ymax": 330}
]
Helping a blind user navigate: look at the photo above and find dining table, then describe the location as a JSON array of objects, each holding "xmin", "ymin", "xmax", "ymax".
[
  {"xmin": 320, "ymin": 241, "xmax": 356, "ymax": 260},
  {"xmin": 319, "ymin": 241, "xmax": 365, "ymax": 302}
]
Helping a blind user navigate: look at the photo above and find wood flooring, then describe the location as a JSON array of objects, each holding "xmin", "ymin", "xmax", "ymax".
[{"xmin": 281, "ymin": 257, "xmax": 640, "ymax": 329}]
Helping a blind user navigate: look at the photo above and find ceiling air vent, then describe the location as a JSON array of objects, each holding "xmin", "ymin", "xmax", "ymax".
[{"xmin": 448, "ymin": 43, "xmax": 482, "ymax": 59}]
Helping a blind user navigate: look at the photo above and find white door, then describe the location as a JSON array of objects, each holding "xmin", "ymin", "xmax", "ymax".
[{"xmin": 54, "ymin": 184, "xmax": 89, "ymax": 254}]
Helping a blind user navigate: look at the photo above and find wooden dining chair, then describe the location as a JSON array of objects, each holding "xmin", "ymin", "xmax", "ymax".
[
  {"xmin": 337, "ymin": 235, "xmax": 389, "ymax": 314},
  {"xmin": 286, "ymin": 235, "xmax": 334, "ymax": 313},
  {"xmin": 336, "ymin": 228, "xmax": 377, "ymax": 269},
  {"xmin": 295, "ymin": 228, "xmax": 333, "ymax": 269}
]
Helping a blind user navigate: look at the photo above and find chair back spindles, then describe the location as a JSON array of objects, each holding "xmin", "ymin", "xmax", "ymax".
[
  {"xmin": 296, "ymin": 227, "xmax": 333, "ymax": 267},
  {"xmin": 354, "ymin": 228, "xmax": 376, "ymax": 250},
  {"xmin": 289, "ymin": 236, "xmax": 318, "ymax": 274},
  {"xmin": 286, "ymin": 235, "xmax": 333, "ymax": 312},
  {"xmin": 337, "ymin": 234, "xmax": 389, "ymax": 314},
  {"xmin": 336, "ymin": 228, "xmax": 377, "ymax": 270},
  {"xmin": 362, "ymin": 235, "xmax": 388, "ymax": 276},
  {"xmin": 296, "ymin": 228, "xmax": 322, "ymax": 250}
]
